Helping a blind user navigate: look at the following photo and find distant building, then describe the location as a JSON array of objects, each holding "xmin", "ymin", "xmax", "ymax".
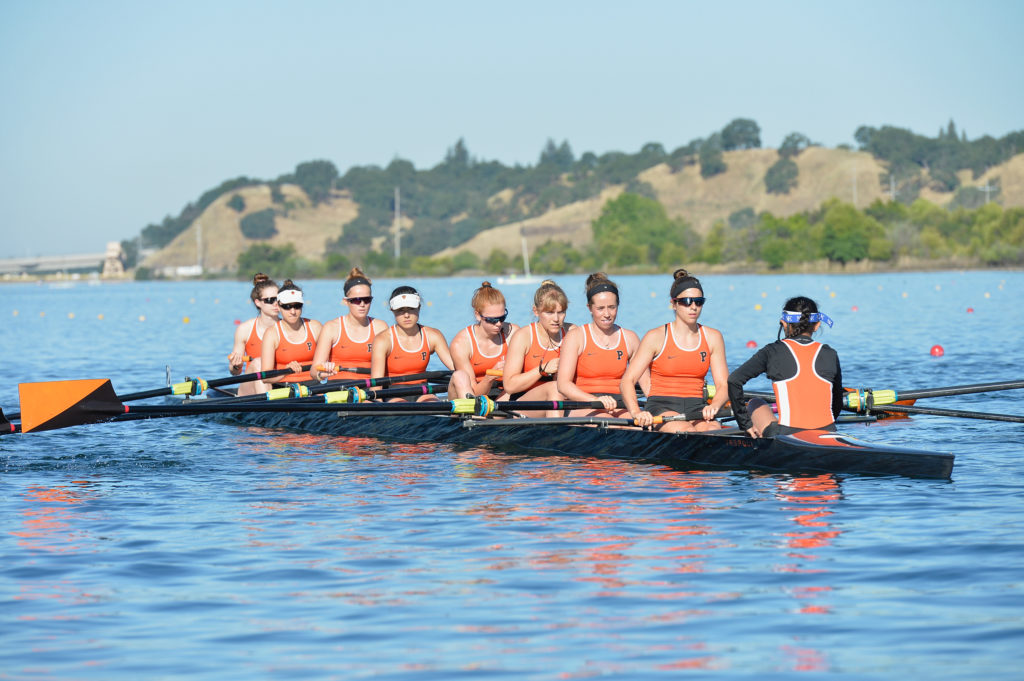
[{"xmin": 102, "ymin": 242, "xmax": 126, "ymax": 278}]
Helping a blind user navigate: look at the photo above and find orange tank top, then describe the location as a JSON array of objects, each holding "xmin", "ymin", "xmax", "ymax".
[
  {"xmin": 649, "ymin": 324, "xmax": 710, "ymax": 398},
  {"xmin": 386, "ymin": 325, "xmax": 431, "ymax": 385},
  {"xmin": 773, "ymin": 339, "xmax": 835, "ymax": 429},
  {"xmin": 520, "ymin": 322, "xmax": 563, "ymax": 391},
  {"xmin": 467, "ymin": 324, "xmax": 508, "ymax": 380},
  {"xmin": 330, "ymin": 315, "xmax": 375, "ymax": 379},
  {"xmin": 243, "ymin": 320, "xmax": 266, "ymax": 372},
  {"xmin": 274, "ymin": 319, "xmax": 316, "ymax": 383},
  {"xmin": 575, "ymin": 324, "xmax": 629, "ymax": 394}
]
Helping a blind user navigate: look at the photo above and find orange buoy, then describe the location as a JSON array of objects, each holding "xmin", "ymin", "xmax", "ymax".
[
  {"xmin": 966, "ymin": 307, "xmax": 974, "ymax": 313},
  {"xmin": 234, "ymin": 319, "xmax": 242, "ymax": 325},
  {"xmin": 851, "ymin": 305, "xmax": 858, "ymax": 312},
  {"xmin": 930, "ymin": 345, "xmax": 945, "ymax": 357},
  {"xmin": 746, "ymin": 340, "xmax": 757, "ymax": 349}
]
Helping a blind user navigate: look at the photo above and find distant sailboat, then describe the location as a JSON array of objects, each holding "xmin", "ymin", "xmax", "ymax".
[{"xmin": 497, "ymin": 237, "xmax": 542, "ymax": 286}]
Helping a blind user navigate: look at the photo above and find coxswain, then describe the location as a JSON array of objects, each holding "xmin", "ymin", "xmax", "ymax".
[
  {"xmin": 370, "ymin": 286, "xmax": 454, "ymax": 402},
  {"xmin": 260, "ymin": 280, "xmax": 322, "ymax": 386},
  {"xmin": 502, "ymin": 279, "xmax": 573, "ymax": 416},
  {"xmin": 621, "ymin": 268, "xmax": 729, "ymax": 432},
  {"xmin": 310, "ymin": 267, "xmax": 388, "ymax": 383},
  {"xmin": 727, "ymin": 296, "xmax": 842, "ymax": 438},
  {"xmin": 448, "ymin": 281, "xmax": 520, "ymax": 399},
  {"xmin": 228, "ymin": 272, "xmax": 280, "ymax": 396},
  {"xmin": 557, "ymin": 273, "xmax": 645, "ymax": 417}
]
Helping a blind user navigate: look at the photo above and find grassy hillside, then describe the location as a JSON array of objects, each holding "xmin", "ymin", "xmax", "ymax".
[
  {"xmin": 143, "ymin": 148, "xmax": 1024, "ymax": 271},
  {"xmin": 142, "ymin": 184, "xmax": 357, "ymax": 273}
]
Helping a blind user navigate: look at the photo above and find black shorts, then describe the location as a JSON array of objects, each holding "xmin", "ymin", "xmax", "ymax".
[
  {"xmin": 763, "ymin": 422, "xmax": 837, "ymax": 438},
  {"xmin": 563, "ymin": 393, "xmax": 625, "ymax": 415},
  {"xmin": 644, "ymin": 395, "xmax": 706, "ymax": 420}
]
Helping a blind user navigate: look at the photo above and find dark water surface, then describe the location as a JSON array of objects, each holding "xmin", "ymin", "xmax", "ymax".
[{"xmin": 1, "ymin": 272, "xmax": 1022, "ymax": 679}]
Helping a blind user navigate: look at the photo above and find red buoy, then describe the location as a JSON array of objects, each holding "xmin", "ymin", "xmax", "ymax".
[
  {"xmin": 966, "ymin": 307, "xmax": 974, "ymax": 313},
  {"xmin": 930, "ymin": 345, "xmax": 945, "ymax": 357},
  {"xmin": 851, "ymin": 305, "xmax": 859, "ymax": 312},
  {"xmin": 746, "ymin": 340, "xmax": 757, "ymax": 348},
  {"xmin": 234, "ymin": 319, "xmax": 242, "ymax": 325}
]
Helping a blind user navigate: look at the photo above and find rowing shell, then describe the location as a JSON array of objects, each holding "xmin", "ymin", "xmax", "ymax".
[{"xmin": 219, "ymin": 409, "xmax": 955, "ymax": 480}]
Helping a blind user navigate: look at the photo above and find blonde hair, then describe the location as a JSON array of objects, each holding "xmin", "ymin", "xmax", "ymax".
[
  {"xmin": 533, "ymin": 279, "xmax": 568, "ymax": 312},
  {"xmin": 471, "ymin": 281, "xmax": 506, "ymax": 312}
]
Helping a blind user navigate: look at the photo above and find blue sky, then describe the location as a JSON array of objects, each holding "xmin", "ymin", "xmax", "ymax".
[{"xmin": 2, "ymin": 0, "xmax": 1022, "ymax": 256}]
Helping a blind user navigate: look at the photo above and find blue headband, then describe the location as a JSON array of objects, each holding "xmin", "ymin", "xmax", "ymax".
[{"xmin": 781, "ymin": 311, "xmax": 834, "ymax": 328}]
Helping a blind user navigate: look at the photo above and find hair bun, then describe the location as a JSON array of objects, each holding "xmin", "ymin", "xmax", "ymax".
[
  {"xmin": 672, "ymin": 268, "xmax": 690, "ymax": 280},
  {"xmin": 253, "ymin": 272, "xmax": 269, "ymax": 285},
  {"xmin": 480, "ymin": 281, "xmax": 492, "ymax": 288}
]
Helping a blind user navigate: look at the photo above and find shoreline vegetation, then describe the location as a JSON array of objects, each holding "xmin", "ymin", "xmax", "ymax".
[{"xmin": 108, "ymin": 119, "xmax": 1023, "ymax": 281}]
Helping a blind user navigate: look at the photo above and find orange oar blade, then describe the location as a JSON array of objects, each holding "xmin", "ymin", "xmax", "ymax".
[{"xmin": 19, "ymin": 379, "xmax": 124, "ymax": 433}]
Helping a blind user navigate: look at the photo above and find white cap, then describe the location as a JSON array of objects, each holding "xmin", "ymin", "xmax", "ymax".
[
  {"xmin": 278, "ymin": 289, "xmax": 304, "ymax": 305},
  {"xmin": 389, "ymin": 292, "xmax": 421, "ymax": 310}
]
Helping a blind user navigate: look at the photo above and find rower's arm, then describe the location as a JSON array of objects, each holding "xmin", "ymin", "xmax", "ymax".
[
  {"xmin": 427, "ymin": 328, "xmax": 455, "ymax": 370},
  {"xmin": 370, "ymin": 329, "xmax": 391, "ymax": 379},
  {"xmin": 310, "ymin": 321, "xmax": 339, "ymax": 381},
  {"xmin": 555, "ymin": 327, "xmax": 590, "ymax": 401},
  {"xmin": 501, "ymin": 328, "xmax": 538, "ymax": 394},
  {"xmin": 726, "ymin": 346, "xmax": 771, "ymax": 432}
]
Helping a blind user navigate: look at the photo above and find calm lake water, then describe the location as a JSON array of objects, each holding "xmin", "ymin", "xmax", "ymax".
[{"xmin": 1, "ymin": 271, "xmax": 1022, "ymax": 680}]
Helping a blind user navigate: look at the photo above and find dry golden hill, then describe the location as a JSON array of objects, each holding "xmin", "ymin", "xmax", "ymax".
[
  {"xmin": 142, "ymin": 184, "xmax": 358, "ymax": 273},
  {"xmin": 145, "ymin": 149, "xmax": 1024, "ymax": 269}
]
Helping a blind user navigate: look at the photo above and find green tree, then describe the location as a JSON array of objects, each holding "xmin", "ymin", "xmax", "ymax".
[
  {"xmin": 592, "ymin": 193, "xmax": 699, "ymax": 266},
  {"xmin": 237, "ymin": 243, "xmax": 298, "ymax": 276},
  {"xmin": 228, "ymin": 194, "xmax": 246, "ymax": 213},
  {"xmin": 484, "ymin": 249, "xmax": 511, "ymax": 273},
  {"xmin": 294, "ymin": 160, "xmax": 339, "ymax": 205},
  {"xmin": 240, "ymin": 209, "xmax": 278, "ymax": 239},
  {"xmin": 721, "ymin": 118, "xmax": 761, "ymax": 150},
  {"xmin": 819, "ymin": 200, "xmax": 887, "ymax": 264},
  {"xmin": 452, "ymin": 250, "xmax": 481, "ymax": 271},
  {"xmin": 779, "ymin": 132, "xmax": 811, "ymax": 158},
  {"xmin": 764, "ymin": 158, "xmax": 799, "ymax": 194},
  {"xmin": 699, "ymin": 135, "xmax": 727, "ymax": 178}
]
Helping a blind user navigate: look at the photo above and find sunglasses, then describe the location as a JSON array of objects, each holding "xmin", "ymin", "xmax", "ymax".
[
  {"xmin": 260, "ymin": 296, "xmax": 277, "ymax": 304},
  {"xmin": 674, "ymin": 296, "xmax": 706, "ymax": 307},
  {"xmin": 280, "ymin": 303, "xmax": 303, "ymax": 311},
  {"xmin": 346, "ymin": 296, "xmax": 373, "ymax": 305},
  {"xmin": 393, "ymin": 307, "xmax": 419, "ymax": 316},
  {"xmin": 481, "ymin": 310, "xmax": 508, "ymax": 325}
]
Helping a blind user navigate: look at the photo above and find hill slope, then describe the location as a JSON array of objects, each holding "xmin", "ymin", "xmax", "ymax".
[{"xmin": 144, "ymin": 149, "xmax": 1024, "ymax": 270}]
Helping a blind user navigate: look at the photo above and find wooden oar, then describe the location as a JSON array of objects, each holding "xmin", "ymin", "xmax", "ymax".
[{"xmin": 867, "ymin": 404, "xmax": 1024, "ymax": 423}]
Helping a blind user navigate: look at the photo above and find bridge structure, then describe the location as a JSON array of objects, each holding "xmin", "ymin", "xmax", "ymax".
[{"xmin": 0, "ymin": 242, "xmax": 126, "ymax": 277}]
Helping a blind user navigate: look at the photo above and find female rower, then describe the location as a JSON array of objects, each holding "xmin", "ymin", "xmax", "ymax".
[
  {"xmin": 370, "ymin": 285, "xmax": 454, "ymax": 402},
  {"xmin": 502, "ymin": 279, "xmax": 573, "ymax": 415},
  {"xmin": 557, "ymin": 273, "xmax": 647, "ymax": 417},
  {"xmin": 447, "ymin": 282, "xmax": 520, "ymax": 399},
  {"xmin": 228, "ymin": 273, "xmax": 280, "ymax": 396},
  {"xmin": 260, "ymin": 280, "xmax": 322, "ymax": 386},
  {"xmin": 310, "ymin": 267, "xmax": 388, "ymax": 383},
  {"xmin": 727, "ymin": 296, "xmax": 843, "ymax": 438},
  {"xmin": 621, "ymin": 268, "xmax": 729, "ymax": 432}
]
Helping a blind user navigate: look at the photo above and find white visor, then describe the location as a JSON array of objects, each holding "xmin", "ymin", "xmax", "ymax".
[
  {"xmin": 278, "ymin": 289, "xmax": 304, "ymax": 305},
  {"xmin": 389, "ymin": 293, "xmax": 421, "ymax": 310}
]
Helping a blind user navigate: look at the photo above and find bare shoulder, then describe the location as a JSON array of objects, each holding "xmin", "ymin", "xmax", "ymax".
[{"xmin": 703, "ymin": 326, "xmax": 725, "ymax": 344}]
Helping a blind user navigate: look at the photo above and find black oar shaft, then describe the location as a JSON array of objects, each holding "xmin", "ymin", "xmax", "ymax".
[
  {"xmin": 872, "ymin": 404, "xmax": 1024, "ymax": 423},
  {"xmin": 895, "ymin": 380, "xmax": 1024, "ymax": 401}
]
